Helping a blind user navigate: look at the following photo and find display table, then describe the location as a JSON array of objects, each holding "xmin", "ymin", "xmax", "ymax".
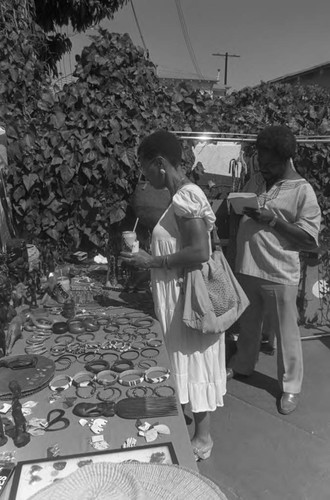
[{"xmin": 0, "ymin": 291, "xmax": 197, "ymax": 499}]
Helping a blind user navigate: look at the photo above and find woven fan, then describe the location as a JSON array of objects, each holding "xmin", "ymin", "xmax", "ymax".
[{"xmin": 115, "ymin": 397, "xmax": 178, "ymax": 419}]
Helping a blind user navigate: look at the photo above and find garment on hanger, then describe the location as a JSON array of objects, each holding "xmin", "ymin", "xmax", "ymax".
[{"xmin": 192, "ymin": 141, "xmax": 242, "ymax": 176}]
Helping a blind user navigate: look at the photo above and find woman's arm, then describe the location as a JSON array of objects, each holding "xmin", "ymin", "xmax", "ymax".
[{"xmin": 120, "ymin": 217, "xmax": 210, "ymax": 270}]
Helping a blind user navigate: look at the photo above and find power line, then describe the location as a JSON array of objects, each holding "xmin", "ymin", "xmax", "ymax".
[
  {"xmin": 130, "ymin": 0, "xmax": 148, "ymax": 51},
  {"xmin": 174, "ymin": 0, "xmax": 204, "ymax": 79},
  {"xmin": 212, "ymin": 51, "xmax": 240, "ymax": 85}
]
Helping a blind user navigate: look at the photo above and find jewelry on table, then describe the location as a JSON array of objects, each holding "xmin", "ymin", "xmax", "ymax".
[
  {"xmin": 67, "ymin": 319, "xmax": 86, "ymax": 335},
  {"xmin": 75, "ymin": 385, "xmax": 96, "ymax": 399},
  {"xmin": 96, "ymin": 386, "xmax": 122, "ymax": 402},
  {"xmin": 95, "ymin": 370, "xmax": 118, "ymax": 386},
  {"xmin": 153, "ymin": 385, "xmax": 176, "ymax": 397},
  {"xmin": 138, "ymin": 359, "xmax": 158, "ymax": 370},
  {"xmin": 126, "ymin": 386, "xmax": 154, "ymax": 398},
  {"xmin": 49, "ymin": 374, "xmax": 72, "ymax": 392},
  {"xmin": 111, "ymin": 359, "xmax": 135, "ymax": 373},
  {"xmin": 118, "ymin": 369, "xmax": 145, "ymax": 387},
  {"xmin": 146, "ymin": 339, "xmax": 163, "ymax": 348},
  {"xmin": 84, "ymin": 359, "xmax": 110, "ymax": 374},
  {"xmin": 72, "ymin": 371, "xmax": 95, "ymax": 388},
  {"xmin": 140, "ymin": 347, "xmax": 159, "ymax": 359},
  {"xmin": 52, "ymin": 322, "xmax": 69, "ymax": 334},
  {"xmin": 54, "ymin": 334, "xmax": 74, "ymax": 345},
  {"xmin": 45, "ymin": 409, "xmax": 70, "ymax": 432},
  {"xmin": 120, "ymin": 350, "xmax": 140, "ymax": 361},
  {"xmin": 144, "ymin": 366, "xmax": 170, "ymax": 384}
]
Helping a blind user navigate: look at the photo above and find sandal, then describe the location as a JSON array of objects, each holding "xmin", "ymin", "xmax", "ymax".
[
  {"xmin": 192, "ymin": 442, "xmax": 213, "ymax": 462},
  {"xmin": 72, "ymin": 402, "xmax": 115, "ymax": 418}
]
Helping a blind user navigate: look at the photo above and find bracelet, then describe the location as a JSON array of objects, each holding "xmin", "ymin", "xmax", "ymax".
[
  {"xmin": 268, "ymin": 214, "xmax": 278, "ymax": 227},
  {"xmin": 146, "ymin": 339, "xmax": 163, "ymax": 348},
  {"xmin": 96, "ymin": 370, "xmax": 118, "ymax": 386},
  {"xmin": 76, "ymin": 332, "xmax": 95, "ymax": 343},
  {"xmin": 75, "ymin": 385, "xmax": 96, "ymax": 399},
  {"xmin": 104, "ymin": 325, "xmax": 120, "ymax": 334},
  {"xmin": 138, "ymin": 359, "xmax": 158, "ymax": 370},
  {"xmin": 84, "ymin": 352, "xmax": 102, "ymax": 363},
  {"xmin": 54, "ymin": 357, "xmax": 71, "ymax": 371},
  {"xmin": 68, "ymin": 319, "xmax": 86, "ymax": 334},
  {"xmin": 97, "ymin": 386, "xmax": 122, "ymax": 402},
  {"xmin": 50, "ymin": 345, "xmax": 67, "ymax": 356},
  {"xmin": 126, "ymin": 386, "xmax": 154, "ymax": 398},
  {"xmin": 49, "ymin": 374, "xmax": 72, "ymax": 392},
  {"xmin": 153, "ymin": 384, "xmax": 176, "ymax": 397},
  {"xmin": 118, "ymin": 369, "xmax": 145, "ymax": 387},
  {"xmin": 30, "ymin": 316, "xmax": 54, "ymax": 330},
  {"xmin": 101, "ymin": 352, "xmax": 119, "ymax": 364},
  {"xmin": 133, "ymin": 317, "xmax": 154, "ymax": 328},
  {"xmin": 25, "ymin": 346, "xmax": 47, "ymax": 355},
  {"xmin": 120, "ymin": 350, "xmax": 140, "ymax": 361},
  {"xmin": 136, "ymin": 328, "xmax": 150, "ymax": 336},
  {"xmin": 131, "ymin": 340, "xmax": 146, "ymax": 350},
  {"xmin": 72, "ymin": 371, "xmax": 95, "ymax": 387},
  {"xmin": 122, "ymin": 326, "xmax": 137, "ymax": 335},
  {"xmin": 114, "ymin": 316, "xmax": 131, "ymax": 326},
  {"xmin": 144, "ymin": 366, "xmax": 170, "ymax": 384},
  {"xmin": 111, "ymin": 359, "xmax": 135, "ymax": 373},
  {"xmin": 54, "ymin": 334, "xmax": 74, "ymax": 345},
  {"xmin": 82, "ymin": 317, "xmax": 99, "ymax": 332},
  {"xmin": 52, "ymin": 322, "xmax": 69, "ymax": 334},
  {"xmin": 140, "ymin": 347, "xmax": 159, "ymax": 359},
  {"xmin": 144, "ymin": 331, "xmax": 158, "ymax": 341},
  {"xmin": 85, "ymin": 359, "xmax": 110, "ymax": 374}
]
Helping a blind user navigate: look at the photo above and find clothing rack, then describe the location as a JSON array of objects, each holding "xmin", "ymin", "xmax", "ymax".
[{"xmin": 174, "ymin": 131, "xmax": 330, "ymax": 144}]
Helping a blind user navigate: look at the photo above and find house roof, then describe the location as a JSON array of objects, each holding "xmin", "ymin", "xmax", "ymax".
[{"xmin": 268, "ymin": 61, "xmax": 330, "ymax": 83}]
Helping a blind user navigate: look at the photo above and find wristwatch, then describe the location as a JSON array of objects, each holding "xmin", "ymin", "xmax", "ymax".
[{"xmin": 268, "ymin": 215, "xmax": 278, "ymax": 228}]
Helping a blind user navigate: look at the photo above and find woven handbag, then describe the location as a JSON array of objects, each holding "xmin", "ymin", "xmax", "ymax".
[{"xmin": 182, "ymin": 249, "xmax": 249, "ymax": 334}]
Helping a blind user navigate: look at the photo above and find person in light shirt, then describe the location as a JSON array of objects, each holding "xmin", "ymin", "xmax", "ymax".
[{"xmin": 227, "ymin": 125, "xmax": 321, "ymax": 415}]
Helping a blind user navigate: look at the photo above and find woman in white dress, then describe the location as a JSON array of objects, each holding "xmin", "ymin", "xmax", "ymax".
[{"xmin": 121, "ymin": 130, "xmax": 226, "ymax": 461}]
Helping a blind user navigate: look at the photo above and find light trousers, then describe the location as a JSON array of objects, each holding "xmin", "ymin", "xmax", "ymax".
[{"xmin": 230, "ymin": 274, "xmax": 303, "ymax": 394}]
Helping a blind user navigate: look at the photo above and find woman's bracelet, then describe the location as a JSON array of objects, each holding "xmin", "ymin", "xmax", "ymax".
[{"xmin": 144, "ymin": 366, "xmax": 170, "ymax": 384}]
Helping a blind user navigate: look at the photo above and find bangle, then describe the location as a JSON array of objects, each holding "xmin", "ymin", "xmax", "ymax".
[
  {"xmin": 144, "ymin": 366, "xmax": 170, "ymax": 384},
  {"xmin": 114, "ymin": 316, "xmax": 131, "ymax": 326},
  {"xmin": 144, "ymin": 331, "xmax": 158, "ymax": 341},
  {"xmin": 54, "ymin": 357, "xmax": 71, "ymax": 371},
  {"xmin": 68, "ymin": 319, "xmax": 86, "ymax": 334},
  {"xmin": 52, "ymin": 322, "xmax": 69, "ymax": 334},
  {"xmin": 96, "ymin": 370, "xmax": 118, "ymax": 386},
  {"xmin": 126, "ymin": 386, "xmax": 154, "ymax": 398},
  {"xmin": 76, "ymin": 385, "xmax": 96, "ymax": 399},
  {"xmin": 82, "ymin": 317, "xmax": 99, "ymax": 332},
  {"xmin": 153, "ymin": 384, "xmax": 175, "ymax": 397},
  {"xmin": 146, "ymin": 339, "xmax": 163, "ymax": 348},
  {"xmin": 130, "ymin": 340, "xmax": 146, "ymax": 350},
  {"xmin": 268, "ymin": 214, "xmax": 278, "ymax": 227},
  {"xmin": 133, "ymin": 317, "xmax": 154, "ymax": 328},
  {"xmin": 85, "ymin": 359, "xmax": 110, "ymax": 374},
  {"xmin": 138, "ymin": 359, "xmax": 157, "ymax": 370},
  {"xmin": 76, "ymin": 332, "xmax": 95, "ymax": 343},
  {"xmin": 72, "ymin": 371, "xmax": 95, "ymax": 387},
  {"xmin": 111, "ymin": 359, "xmax": 135, "ymax": 373},
  {"xmin": 141, "ymin": 347, "xmax": 159, "ymax": 359},
  {"xmin": 50, "ymin": 345, "xmax": 67, "ymax": 356},
  {"xmin": 49, "ymin": 374, "xmax": 72, "ymax": 392},
  {"xmin": 25, "ymin": 346, "xmax": 47, "ymax": 355},
  {"xmin": 118, "ymin": 369, "xmax": 145, "ymax": 387},
  {"xmin": 101, "ymin": 352, "xmax": 119, "ymax": 364},
  {"xmin": 136, "ymin": 328, "xmax": 150, "ymax": 336},
  {"xmin": 97, "ymin": 386, "xmax": 122, "ymax": 402},
  {"xmin": 120, "ymin": 349, "xmax": 140, "ymax": 361},
  {"xmin": 30, "ymin": 316, "xmax": 54, "ymax": 330},
  {"xmin": 84, "ymin": 352, "xmax": 102, "ymax": 363},
  {"xmin": 54, "ymin": 334, "xmax": 74, "ymax": 345}
]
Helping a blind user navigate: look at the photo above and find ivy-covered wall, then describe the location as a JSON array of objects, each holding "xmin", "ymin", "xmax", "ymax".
[{"xmin": 1, "ymin": 2, "xmax": 330, "ymax": 256}]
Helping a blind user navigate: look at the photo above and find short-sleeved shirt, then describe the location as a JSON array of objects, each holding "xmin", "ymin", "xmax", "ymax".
[{"xmin": 235, "ymin": 172, "xmax": 321, "ymax": 285}]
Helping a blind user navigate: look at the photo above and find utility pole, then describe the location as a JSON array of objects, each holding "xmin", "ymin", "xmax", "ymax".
[{"xmin": 212, "ymin": 52, "xmax": 240, "ymax": 86}]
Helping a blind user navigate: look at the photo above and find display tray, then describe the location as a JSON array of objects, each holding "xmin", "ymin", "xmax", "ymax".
[{"xmin": 0, "ymin": 355, "xmax": 55, "ymax": 400}]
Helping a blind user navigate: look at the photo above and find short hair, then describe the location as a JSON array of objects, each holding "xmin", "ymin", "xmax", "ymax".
[
  {"xmin": 256, "ymin": 125, "xmax": 296, "ymax": 160},
  {"xmin": 138, "ymin": 130, "xmax": 182, "ymax": 167}
]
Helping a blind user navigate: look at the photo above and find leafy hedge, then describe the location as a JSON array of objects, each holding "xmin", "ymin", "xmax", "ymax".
[{"xmin": 1, "ymin": 1, "xmax": 330, "ymax": 256}]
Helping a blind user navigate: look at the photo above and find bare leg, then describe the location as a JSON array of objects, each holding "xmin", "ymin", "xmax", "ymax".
[{"xmin": 191, "ymin": 411, "xmax": 213, "ymax": 449}]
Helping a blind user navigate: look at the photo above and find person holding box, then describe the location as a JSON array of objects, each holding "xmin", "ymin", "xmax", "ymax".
[{"xmin": 227, "ymin": 125, "xmax": 321, "ymax": 414}]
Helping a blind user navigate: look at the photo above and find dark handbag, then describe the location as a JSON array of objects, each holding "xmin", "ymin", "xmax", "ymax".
[{"xmin": 182, "ymin": 248, "xmax": 249, "ymax": 335}]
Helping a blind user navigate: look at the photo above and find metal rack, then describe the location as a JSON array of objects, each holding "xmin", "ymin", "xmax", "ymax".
[{"xmin": 174, "ymin": 130, "xmax": 330, "ymax": 144}]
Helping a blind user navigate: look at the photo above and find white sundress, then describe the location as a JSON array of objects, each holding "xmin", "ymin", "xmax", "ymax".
[{"xmin": 151, "ymin": 184, "xmax": 226, "ymax": 413}]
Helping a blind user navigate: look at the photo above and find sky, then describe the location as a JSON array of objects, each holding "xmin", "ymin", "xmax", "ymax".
[{"xmin": 60, "ymin": 0, "xmax": 330, "ymax": 91}]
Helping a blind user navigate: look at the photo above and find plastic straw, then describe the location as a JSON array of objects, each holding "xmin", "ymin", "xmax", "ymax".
[{"xmin": 132, "ymin": 217, "xmax": 139, "ymax": 233}]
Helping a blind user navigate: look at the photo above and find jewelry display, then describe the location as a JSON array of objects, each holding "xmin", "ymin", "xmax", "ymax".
[
  {"xmin": 130, "ymin": 340, "xmax": 146, "ymax": 350},
  {"xmin": 25, "ymin": 345, "xmax": 47, "ymax": 355},
  {"xmin": 118, "ymin": 369, "xmax": 145, "ymax": 387},
  {"xmin": 120, "ymin": 350, "xmax": 140, "ymax": 361},
  {"xmin": 75, "ymin": 384, "xmax": 96, "ymax": 399},
  {"xmin": 49, "ymin": 374, "xmax": 72, "ymax": 392},
  {"xmin": 83, "ymin": 352, "xmax": 102, "ymax": 363},
  {"xmin": 153, "ymin": 385, "xmax": 176, "ymax": 397},
  {"xmin": 72, "ymin": 401, "xmax": 116, "ymax": 418},
  {"xmin": 45, "ymin": 409, "xmax": 70, "ymax": 431},
  {"xmin": 140, "ymin": 347, "xmax": 160, "ymax": 358},
  {"xmin": 111, "ymin": 359, "xmax": 135, "ymax": 373},
  {"xmin": 68, "ymin": 319, "xmax": 86, "ymax": 334},
  {"xmin": 96, "ymin": 386, "xmax": 122, "ymax": 402},
  {"xmin": 54, "ymin": 356, "xmax": 71, "ymax": 371},
  {"xmin": 114, "ymin": 317, "xmax": 131, "ymax": 326},
  {"xmin": 50, "ymin": 345, "xmax": 67, "ymax": 356},
  {"xmin": 52, "ymin": 322, "xmax": 69, "ymax": 334},
  {"xmin": 104, "ymin": 325, "xmax": 120, "ymax": 335},
  {"xmin": 54, "ymin": 334, "xmax": 74, "ymax": 345},
  {"xmin": 84, "ymin": 359, "xmax": 110, "ymax": 374},
  {"xmin": 100, "ymin": 352, "xmax": 119, "ymax": 364},
  {"xmin": 30, "ymin": 316, "xmax": 53, "ymax": 330},
  {"xmin": 138, "ymin": 359, "xmax": 158, "ymax": 370},
  {"xmin": 133, "ymin": 317, "xmax": 154, "ymax": 328},
  {"xmin": 144, "ymin": 366, "xmax": 170, "ymax": 384},
  {"xmin": 144, "ymin": 331, "xmax": 158, "ymax": 341},
  {"xmin": 126, "ymin": 386, "xmax": 154, "ymax": 398},
  {"xmin": 136, "ymin": 328, "xmax": 150, "ymax": 336},
  {"xmin": 72, "ymin": 371, "xmax": 95, "ymax": 387},
  {"xmin": 82, "ymin": 317, "xmax": 99, "ymax": 332},
  {"xmin": 146, "ymin": 339, "xmax": 163, "ymax": 348},
  {"xmin": 95, "ymin": 370, "xmax": 118, "ymax": 386}
]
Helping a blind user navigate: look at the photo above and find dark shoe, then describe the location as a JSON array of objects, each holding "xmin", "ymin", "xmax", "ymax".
[{"xmin": 279, "ymin": 392, "xmax": 299, "ymax": 415}]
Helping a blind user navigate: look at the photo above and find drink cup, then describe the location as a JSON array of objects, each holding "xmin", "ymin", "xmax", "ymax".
[{"xmin": 122, "ymin": 231, "xmax": 139, "ymax": 253}]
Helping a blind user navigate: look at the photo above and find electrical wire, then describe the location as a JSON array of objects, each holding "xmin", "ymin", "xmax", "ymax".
[
  {"xmin": 130, "ymin": 0, "xmax": 148, "ymax": 51},
  {"xmin": 174, "ymin": 0, "xmax": 203, "ymax": 79}
]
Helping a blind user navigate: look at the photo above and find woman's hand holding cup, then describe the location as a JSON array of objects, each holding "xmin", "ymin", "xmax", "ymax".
[{"xmin": 120, "ymin": 249, "xmax": 152, "ymax": 270}]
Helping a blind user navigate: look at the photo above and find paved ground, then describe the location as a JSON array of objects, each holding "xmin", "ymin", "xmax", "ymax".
[{"xmin": 187, "ymin": 331, "xmax": 330, "ymax": 500}]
